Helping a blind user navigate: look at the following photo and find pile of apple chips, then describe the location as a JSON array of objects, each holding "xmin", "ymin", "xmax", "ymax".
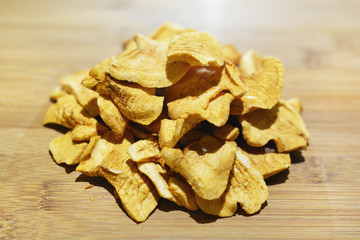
[{"xmin": 44, "ymin": 23, "xmax": 310, "ymax": 222}]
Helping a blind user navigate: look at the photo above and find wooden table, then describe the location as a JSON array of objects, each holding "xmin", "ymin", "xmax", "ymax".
[{"xmin": 1, "ymin": 0, "xmax": 359, "ymax": 239}]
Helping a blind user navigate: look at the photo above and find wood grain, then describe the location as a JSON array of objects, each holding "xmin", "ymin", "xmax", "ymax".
[{"xmin": 1, "ymin": 0, "xmax": 360, "ymax": 239}]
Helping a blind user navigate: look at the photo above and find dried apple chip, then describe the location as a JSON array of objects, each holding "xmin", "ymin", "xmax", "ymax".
[
  {"xmin": 203, "ymin": 92, "xmax": 234, "ymax": 127},
  {"xmin": 238, "ymin": 145, "xmax": 291, "ymax": 179},
  {"xmin": 223, "ymin": 44, "xmax": 242, "ymax": 65},
  {"xmin": 150, "ymin": 22, "xmax": 195, "ymax": 46},
  {"xmin": 49, "ymin": 131, "xmax": 87, "ymax": 165},
  {"xmin": 235, "ymin": 52, "xmax": 285, "ymax": 115},
  {"xmin": 134, "ymin": 111, "xmax": 168, "ymax": 134},
  {"xmin": 195, "ymin": 150, "xmax": 269, "ymax": 216},
  {"xmin": 239, "ymin": 99, "xmax": 310, "ymax": 152},
  {"xmin": 222, "ymin": 61, "xmax": 246, "ymax": 98},
  {"xmin": 101, "ymin": 159, "xmax": 158, "ymax": 222},
  {"xmin": 97, "ymin": 95, "xmax": 128, "ymax": 139},
  {"xmin": 43, "ymin": 94, "xmax": 97, "ymax": 129},
  {"xmin": 99, "ymin": 132, "xmax": 158, "ymax": 222},
  {"xmin": 165, "ymin": 62, "xmax": 245, "ymax": 103},
  {"xmin": 77, "ymin": 130, "xmax": 158, "ymax": 222},
  {"xmin": 127, "ymin": 137, "xmax": 160, "ymax": 162},
  {"xmin": 71, "ymin": 122, "xmax": 108, "ymax": 141},
  {"xmin": 76, "ymin": 131, "xmax": 115, "ymax": 177},
  {"xmin": 106, "ymin": 79, "xmax": 164, "ymax": 125},
  {"xmin": 195, "ymin": 183, "xmax": 237, "ymax": 217},
  {"xmin": 167, "ymin": 86, "xmax": 221, "ymax": 120},
  {"xmin": 78, "ymin": 135, "xmax": 101, "ymax": 163},
  {"xmin": 88, "ymin": 58, "xmax": 113, "ymax": 84},
  {"xmin": 232, "ymin": 151, "xmax": 269, "ymax": 214},
  {"xmin": 165, "ymin": 66, "xmax": 222, "ymax": 102},
  {"xmin": 108, "ymin": 34, "xmax": 189, "ymax": 88},
  {"xmin": 158, "ymin": 115, "xmax": 202, "ymax": 148},
  {"xmin": 168, "ymin": 175, "xmax": 198, "ymax": 211},
  {"xmin": 137, "ymin": 162, "xmax": 198, "ymax": 211},
  {"xmin": 286, "ymin": 97, "xmax": 303, "ymax": 113},
  {"xmin": 161, "ymin": 135, "xmax": 237, "ymax": 200},
  {"xmin": 211, "ymin": 123, "xmax": 240, "ymax": 141},
  {"xmin": 240, "ymin": 49, "xmax": 263, "ymax": 75},
  {"xmin": 167, "ymin": 32, "xmax": 225, "ymax": 67},
  {"xmin": 60, "ymin": 70, "xmax": 100, "ymax": 117},
  {"xmin": 50, "ymin": 88, "xmax": 67, "ymax": 101},
  {"xmin": 137, "ymin": 162, "xmax": 175, "ymax": 202}
]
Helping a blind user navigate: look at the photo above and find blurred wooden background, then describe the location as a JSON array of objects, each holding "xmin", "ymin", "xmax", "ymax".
[{"xmin": 0, "ymin": 0, "xmax": 359, "ymax": 239}]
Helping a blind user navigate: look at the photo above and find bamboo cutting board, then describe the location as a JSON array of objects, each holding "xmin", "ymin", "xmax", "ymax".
[{"xmin": 1, "ymin": 0, "xmax": 360, "ymax": 239}]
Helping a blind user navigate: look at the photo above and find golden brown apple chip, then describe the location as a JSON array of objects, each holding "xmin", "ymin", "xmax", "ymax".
[
  {"xmin": 71, "ymin": 122, "xmax": 108, "ymax": 141},
  {"xmin": 165, "ymin": 66, "xmax": 222, "ymax": 102},
  {"xmin": 167, "ymin": 86, "xmax": 221, "ymax": 120},
  {"xmin": 231, "ymin": 50, "xmax": 285, "ymax": 115},
  {"xmin": 158, "ymin": 115, "xmax": 202, "ymax": 148},
  {"xmin": 203, "ymin": 92, "xmax": 234, "ymax": 127},
  {"xmin": 77, "ymin": 130, "xmax": 158, "ymax": 222},
  {"xmin": 137, "ymin": 161, "xmax": 175, "ymax": 201},
  {"xmin": 165, "ymin": 62, "xmax": 245, "ymax": 103},
  {"xmin": 137, "ymin": 162, "xmax": 198, "ymax": 211},
  {"xmin": 43, "ymin": 94, "xmax": 96, "ymax": 129},
  {"xmin": 286, "ymin": 97, "xmax": 303, "ymax": 113},
  {"xmin": 240, "ymin": 49, "xmax": 263, "ymax": 75},
  {"xmin": 81, "ymin": 75, "xmax": 100, "ymax": 91},
  {"xmin": 134, "ymin": 111, "xmax": 168, "ymax": 134},
  {"xmin": 195, "ymin": 183, "xmax": 237, "ymax": 217},
  {"xmin": 78, "ymin": 135, "xmax": 101, "ymax": 163},
  {"xmin": 108, "ymin": 34, "xmax": 189, "ymax": 88},
  {"xmin": 232, "ymin": 151, "xmax": 269, "ymax": 214},
  {"xmin": 161, "ymin": 135, "xmax": 237, "ymax": 200},
  {"xmin": 97, "ymin": 95, "xmax": 128, "ymax": 140},
  {"xmin": 223, "ymin": 44, "xmax": 242, "ymax": 65},
  {"xmin": 196, "ymin": 151, "xmax": 268, "ymax": 217},
  {"xmin": 99, "ymin": 132, "xmax": 158, "ymax": 222},
  {"xmin": 76, "ymin": 131, "xmax": 115, "ymax": 177},
  {"xmin": 167, "ymin": 32, "xmax": 225, "ymax": 67},
  {"xmin": 106, "ymin": 80, "xmax": 164, "ymax": 125},
  {"xmin": 239, "ymin": 99, "xmax": 310, "ymax": 152},
  {"xmin": 88, "ymin": 58, "xmax": 113, "ymax": 84},
  {"xmin": 50, "ymin": 88, "xmax": 67, "ymax": 101},
  {"xmin": 127, "ymin": 137, "xmax": 160, "ymax": 162},
  {"xmin": 211, "ymin": 123, "xmax": 240, "ymax": 141},
  {"xmin": 221, "ymin": 61, "xmax": 246, "ymax": 98},
  {"xmin": 238, "ymin": 145, "xmax": 291, "ymax": 179},
  {"xmin": 49, "ymin": 131, "xmax": 87, "ymax": 165},
  {"xmin": 60, "ymin": 70, "xmax": 100, "ymax": 117},
  {"xmin": 82, "ymin": 58, "xmax": 115, "ymax": 97},
  {"xmin": 168, "ymin": 175, "xmax": 198, "ymax": 211},
  {"xmin": 237, "ymin": 54, "xmax": 284, "ymax": 115},
  {"xmin": 197, "ymin": 150, "xmax": 269, "ymax": 216},
  {"xmin": 101, "ymin": 159, "xmax": 158, "ymax": 223},
  {"xmin": 149, "ymin": 22, "xmax": 195, "ymax": 46}
]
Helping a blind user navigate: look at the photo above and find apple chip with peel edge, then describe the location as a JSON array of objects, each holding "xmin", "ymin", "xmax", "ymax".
[
  {"xmin": 167, "ymin": 32, "xmax": 225, "ymax": 67},
  {"xmin": 106, "ymin": 79, "xmax": 164, "ymax": 125},
  {"xmin": 97, "ymin": 95, "xmax": 128, "ymax": 140},
  {"xmin": 127, "ymin": 137, "xmax": 161, "ymax": 162},
  {"xmin": 239, "ymin": 99, "xmax": 310, "ymax": 152},
  {"xmin": 108, "ymin": 34, "xmax": 189, "ymax": 88},
  {"xmin": 43, "ymin": 94, "xmax": 97, "ymax": 129},
  {"xmin": 161, "ymin": 135, "xmax": 237, "ymax": 200},
  {"xmin": 49, "ymin": 131, "xmax": 88, "ymax": 165}
]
